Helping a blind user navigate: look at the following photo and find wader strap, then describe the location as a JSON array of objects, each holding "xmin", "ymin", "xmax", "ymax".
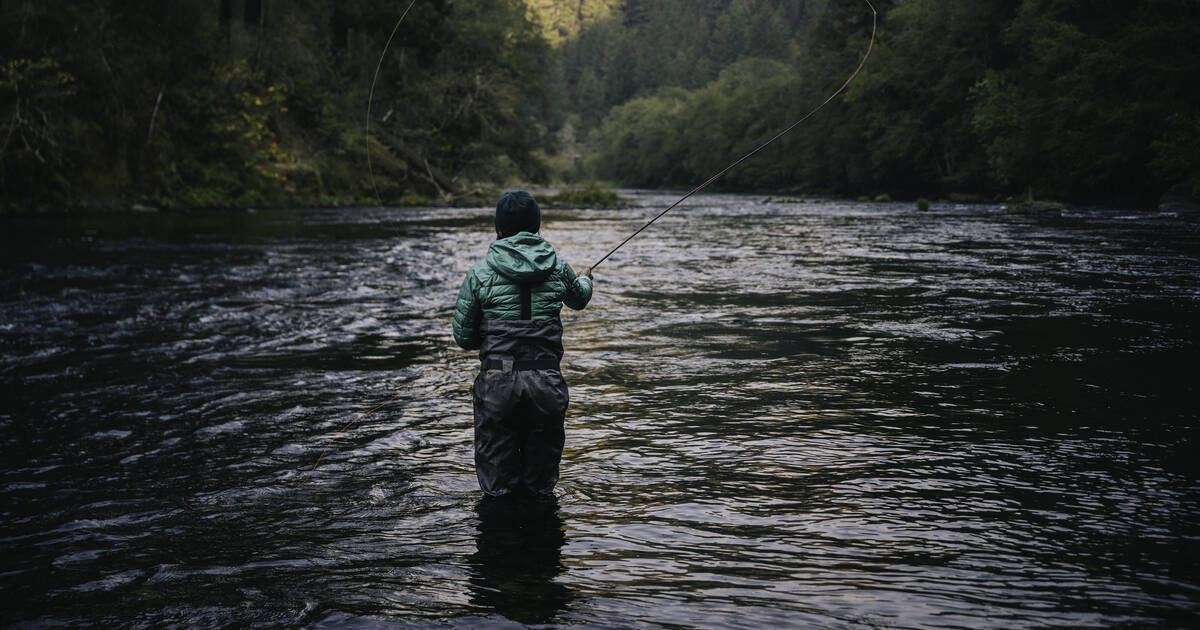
[
  {"xmin": 484, "ymin": 359, "xmax": 560, "ymax": 371},
  {"xmin": 520, "ymin": 284, "xmax": 532, "ymax": 320}
]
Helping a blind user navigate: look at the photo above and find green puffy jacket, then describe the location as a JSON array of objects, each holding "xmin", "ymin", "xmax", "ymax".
[{"xmin": 453, "ymin": 232, "xmax": 593, "ymax": 350}]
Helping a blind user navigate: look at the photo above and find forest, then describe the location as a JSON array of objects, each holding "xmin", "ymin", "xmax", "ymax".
[{"xmin": 2, "ymin": 0, "xmax": 1197, "ymax": 211}]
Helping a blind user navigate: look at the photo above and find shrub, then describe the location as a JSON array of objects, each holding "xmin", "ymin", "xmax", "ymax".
[
  {"xmin": 543, "ymin": 186, "xmax": 624, "ymax": 208},
  {"xmin": 398, "ymin": 194, "xmax": 432, "ymax": 207}
]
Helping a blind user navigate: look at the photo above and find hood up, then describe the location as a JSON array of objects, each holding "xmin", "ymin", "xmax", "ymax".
[{"xmin": 485, "ymin": 232, "xmax": 558, "ymax": 283}]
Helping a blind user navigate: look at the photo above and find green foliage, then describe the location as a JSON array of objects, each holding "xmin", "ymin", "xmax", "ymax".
[
  {"xmin": 873, "ymin": 194, "xmax": 892, "ymax": 203},
  {"xmin": 4, "ymin": 0, "xmax": 1196, "ymax": 210},
  {"xmin": 1151, "ymin": 113, "xmax": 1200, "ymax": 198},
  {"xmin": 0, "ymin": 57, "xmax": 81, "ymax": 205},
  {"xmin": 968, "ymin": 0, "xmax": 1199, "ymax": 205},
  {"xmin": 525, "ymin": 0, "xmax": 622, "ymax": 46},
  {"xmin": 1, "ymin": 0, "xmax": 552, "ymax": 210},
  {"xmin": 591, "ymin": 59, "xmax": 800, "ymax": 189},
  {"xmin": 916, "ymin": 198, "xmax": 931, "ymax": 211},
  {"xmin": 398, "ymin": 194, "xmax": 433, "ymax": 207},
  {"xmin": 847, "ymin": 0, "xmax": 1011, "ymax": 195},
  {"xmin": 582, "ymin": 0, "xmax": 1197, "ymax": 206},
  {"xmin": 214, "ymin": 66, "xmax": 292, "ymax": 182},
  {"xmin": 591, "ymin": 88, "xmax": 691, "ymax": 187},
  {"xmin": 556, "ymin": 0, "xmax": 812, "ymax": 130}
]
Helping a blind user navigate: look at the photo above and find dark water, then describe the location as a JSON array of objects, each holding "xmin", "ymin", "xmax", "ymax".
[{"xmin": 2, "ymin": 193, "xmax": 1198, "ymax": 629}]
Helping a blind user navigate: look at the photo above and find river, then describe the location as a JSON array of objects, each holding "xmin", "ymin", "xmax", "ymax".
[{"xmin": 2, "ymin": 192, "xmax": 1198, "ymax": 628}]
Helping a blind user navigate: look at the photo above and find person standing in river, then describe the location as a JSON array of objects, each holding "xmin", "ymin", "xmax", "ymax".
[{"xmin": 453, "ymin": 190, "xmax": 594, "ymax": 501}]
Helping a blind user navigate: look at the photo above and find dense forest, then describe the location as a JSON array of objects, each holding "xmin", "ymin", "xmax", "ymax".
[
  {"xmin": 2, "ymin": 0, "xmax": 1197, "ymax": 211},
  {"xmin": 574, "ymin": 0, "xmax": 1199, "ymax": 206},
  {"xmin": 1, "ymin": 0, "xmax": 551, "ymax": 210}
]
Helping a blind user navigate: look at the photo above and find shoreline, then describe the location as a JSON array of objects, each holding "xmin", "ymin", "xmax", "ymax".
[{"xmin": 3, "ymin": 187, "xmax": 1191, "ymax": 216}]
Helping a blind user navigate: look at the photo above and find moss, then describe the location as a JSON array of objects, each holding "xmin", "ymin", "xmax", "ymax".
[
  {"xmin": 1005, "ymin": 200, "xmax": 1065, "ymax": 215},
  {"xmin": 873, "ymin": 193, "xmax": 892, "ymax": 203},
  {"xmin": 397, "ymin": 194, "xmax": 432, "ymax": 207},
  {"xmin": 233, "ymin": 189, "xmax": 268, "ymax": 209},
  {"xmin": 542, "ymin": 186, "xmax": 625, "ymax": 208}
]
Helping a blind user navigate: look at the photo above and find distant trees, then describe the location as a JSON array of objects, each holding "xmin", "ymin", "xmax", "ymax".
[
  {"xmin": 593, "ymin": 60, "xmax": 799, "ymax": 190},
  {"xmin": 525, "ymin": 0, "xmax": 623, "ymax": 46},
  {"xmin": 583, "ymin": 0, "xmax": 1199, "ymax": 206},
  {"xmin": 850, "ymin": 0, "xmax": 1012, "ymax": 195},
  {"xmin": 555, "ymin": 0, "xmax": 813, "ymax": 126},
  {"xmin": 969, "ymin": 0, "xmax": 1200, "ymax": 203},
  {"xmin": 3, "ymin": 0, "xmax": 1196, "ymax": 209}
]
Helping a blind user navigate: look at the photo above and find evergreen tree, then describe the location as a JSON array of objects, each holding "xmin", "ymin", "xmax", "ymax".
[
  {"xmin": 971, "ymin": 0, "xmax": 1200, "ymax": 204},
  {"xmin": 0, "ymin": 0, "xmax": 552, "ymax": 209}
]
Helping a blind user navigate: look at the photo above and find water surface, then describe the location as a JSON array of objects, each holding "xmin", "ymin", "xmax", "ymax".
[{"xmin": 2, "ymin": 193, "xmax": 1198, "ymax": 628}]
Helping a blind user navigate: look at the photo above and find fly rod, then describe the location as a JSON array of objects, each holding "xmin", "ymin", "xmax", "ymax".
[{"xmin": 588, "ymin": 0, "xmax": 877, "ymax": 274}]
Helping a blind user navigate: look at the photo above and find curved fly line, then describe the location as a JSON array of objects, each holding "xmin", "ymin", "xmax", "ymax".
[
  {"xmin": 366, "ymin": 0, "xmax": 419, "ymax": 207},
  {"xmin": 301, "ymin": 1, "xmax": 419, "ymax": 486},
  {"xmin": 307, "ymin": 0, "xmax": 878, "ymax": 484},
  {"xmin": 588, "ymin": 0, "xmax": 878, "ymax": 273}
]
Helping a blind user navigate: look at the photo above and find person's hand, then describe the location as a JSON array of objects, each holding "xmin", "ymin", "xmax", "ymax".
[{"xmin": 581, "ymin": 267, "xmax": 593, "ymax": 280}]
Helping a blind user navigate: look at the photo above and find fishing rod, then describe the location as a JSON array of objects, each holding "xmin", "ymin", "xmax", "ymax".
[
  {"xmin": 304, "ymin": 1, "xmax": 876, "ymax": 483},
  {"xmin": 588, "ymin": 0, "xmax": 877, "ymax": 274}
]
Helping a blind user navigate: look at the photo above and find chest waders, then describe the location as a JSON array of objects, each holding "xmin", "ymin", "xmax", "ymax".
[{"xmin": 472, "ymin": 284, "xmax": 569, "ymax": 499}]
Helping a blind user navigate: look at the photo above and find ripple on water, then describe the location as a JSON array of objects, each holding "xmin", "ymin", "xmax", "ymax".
[{"xmin": 0, "ymin": 199, "xmax": 1197, "ymax": 628}]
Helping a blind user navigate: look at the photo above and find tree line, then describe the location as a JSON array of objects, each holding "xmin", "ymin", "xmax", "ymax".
[
  {"xmin": 2, "ymin": 0, "xmax": 1196, "ymax": 211},
  {"xmin": 1, "ymin": 0, "xmax": 550, "ymax": 210},
  {"xmin": 580, "ymin": 0, "xmax": 1198, "ymax": 207}
]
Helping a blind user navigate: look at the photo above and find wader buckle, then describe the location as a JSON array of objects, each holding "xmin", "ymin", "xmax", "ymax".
[{"xmin": 483, "ymin": 358, "xmax": 560, "ymax": 371}]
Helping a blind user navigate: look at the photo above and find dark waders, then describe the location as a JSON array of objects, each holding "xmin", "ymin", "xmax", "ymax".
[{"xmin": 472, "ymin": 285, "xmax": 569, "ymax": 499}]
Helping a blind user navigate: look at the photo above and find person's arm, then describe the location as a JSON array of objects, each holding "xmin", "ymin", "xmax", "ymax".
[
  {"xmin": 561, "ymin": 262, "xmax": 593, "ymax": 311},
  {"xmin": 453, "ymin": 270, "xmax": 483, "ymax": 350}
]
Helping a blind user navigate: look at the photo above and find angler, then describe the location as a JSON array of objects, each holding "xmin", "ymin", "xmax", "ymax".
[{"xmin": 453, "ymin": 190, "xmax": 594, "ymax": 501}]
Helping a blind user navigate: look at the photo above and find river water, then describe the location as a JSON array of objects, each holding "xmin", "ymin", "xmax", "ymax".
[{"xmin": 2, "ymin": 192, "xmax": 1198, "ymax": 628}]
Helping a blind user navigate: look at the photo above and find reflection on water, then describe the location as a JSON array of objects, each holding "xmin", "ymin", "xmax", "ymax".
[
  {"xmin": 471, "ymin": 496, "xmax": 571, "ymax": 625},
  {"xmin": 1, "ymin": 194, "xmax": 1198, "ymax": 628}
]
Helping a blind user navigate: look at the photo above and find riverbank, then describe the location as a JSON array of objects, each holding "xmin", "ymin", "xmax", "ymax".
[
  {"xmin": 5, "ymin": 184, "xmax": 1193, "ymax": 216},
  {"xmin": 0, "ymin": 184, "xmax": 634, "ymax": 215}
]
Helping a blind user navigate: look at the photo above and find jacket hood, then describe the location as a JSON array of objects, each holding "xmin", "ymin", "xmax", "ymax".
[{"xmin": 486, "ymin": 232, "xmax": 557, "ymax": 283}]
